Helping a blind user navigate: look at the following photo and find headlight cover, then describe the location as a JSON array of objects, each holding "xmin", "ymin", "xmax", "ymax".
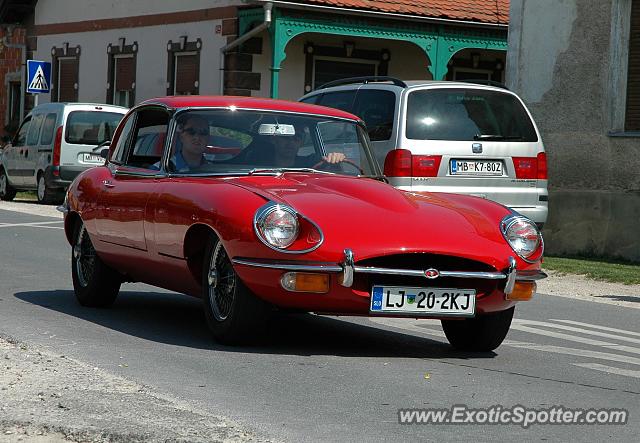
[
  {"xmin": 254, "ymin": 203, "xmax": 300, "ymax": 250},
  {"xmin": 500, "ymin": 214, "xmax": 543, "ymax": 262}
]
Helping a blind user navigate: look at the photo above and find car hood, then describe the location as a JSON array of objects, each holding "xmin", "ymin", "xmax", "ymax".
[{"xmin": 226, "ymin": 173, "xmax": 516, "ymax": 268}]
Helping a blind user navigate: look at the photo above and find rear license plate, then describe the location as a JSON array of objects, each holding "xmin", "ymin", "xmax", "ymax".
[
  {"xmin": 82, "ymin": 153, "xmax": 104, "ymax": 164},
  {"xmin": 370, "ymin": 285, "xmax": 476, "ymax": 317},
  {"xmin": 451, "ymin": 159, "xmax": 502, "ymax": 176}
]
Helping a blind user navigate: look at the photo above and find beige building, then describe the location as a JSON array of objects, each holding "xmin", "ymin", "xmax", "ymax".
[{"xmin": 2, "ymin": 0, "xmax": 508, "ymax": 115}]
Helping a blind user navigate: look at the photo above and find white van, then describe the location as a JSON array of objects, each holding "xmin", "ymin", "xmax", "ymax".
[
  {"xmin": 0, "ymin": 103, "xmax": 127, "ymax": 204},
  {"xmin": 300, "ymin": 78, "xmax": 548, "ymax": 227}
]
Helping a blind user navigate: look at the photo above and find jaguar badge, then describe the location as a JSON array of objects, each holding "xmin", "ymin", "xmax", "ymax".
[{"xmin": 424, "ymin": 268, "xmax": 440, "ymax": 279}]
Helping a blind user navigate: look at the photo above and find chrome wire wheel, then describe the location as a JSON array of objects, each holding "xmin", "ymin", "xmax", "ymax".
[
  {"xmin": 74, "ymin": 225, "xmax": 96, "ymax": 288},
  {"xmin": 0, "ymin": 173, "xmax": 6, "ymax": 196},
  {"xmin": 208, "ymin": 242, "xmax": 236, "ymax": 321}
]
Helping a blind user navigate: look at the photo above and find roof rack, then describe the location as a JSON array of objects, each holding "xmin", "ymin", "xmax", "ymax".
[
  {"xmin": 461, "ymin": 79, "xmax": 509, "ymax": 90},
  {"xmin": 318, "ymin": 76, "xmax": 408, "ymax": 90}
]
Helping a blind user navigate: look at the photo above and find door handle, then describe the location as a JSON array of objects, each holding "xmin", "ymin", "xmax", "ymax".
[{"xmin": 102, "ymin": 180, "xmax": 115, "ymax": 188}]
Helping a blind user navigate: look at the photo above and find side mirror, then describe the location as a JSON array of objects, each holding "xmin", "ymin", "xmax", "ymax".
[{"xmin": 100, "ymin": 148, "xmax": 110, "ymax": 159}]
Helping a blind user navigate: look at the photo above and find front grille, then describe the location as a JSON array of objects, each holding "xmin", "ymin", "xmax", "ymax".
[{"xmin": 353, "ymin": 253, "xmax": 500, "ymax": 298}]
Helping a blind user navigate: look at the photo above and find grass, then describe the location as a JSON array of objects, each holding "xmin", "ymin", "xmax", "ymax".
[
  {"xmin": 543, "ymin": 256, "xmax": 640, "ymax": 285},
  {"xmin": 15, "ymin": 191, "xmax": 37, "ymax": 201}
]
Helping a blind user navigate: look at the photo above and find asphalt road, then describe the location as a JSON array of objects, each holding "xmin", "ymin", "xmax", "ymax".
[{"xmin": 0, "ymin": 201, "xmax": 638, "ymax": 442}]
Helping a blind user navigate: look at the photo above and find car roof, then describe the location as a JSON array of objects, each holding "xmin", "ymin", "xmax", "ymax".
[
  {"xmin": 305, "ymin": 80, "xmax": 512, "ymax": 95},
  {"xmin": 139, "ymin": 96, "xmax": 361, "ymax": 121},
  {"xmin": 31, "ymin": 102, "xmax": 129, "ymax": 112}
]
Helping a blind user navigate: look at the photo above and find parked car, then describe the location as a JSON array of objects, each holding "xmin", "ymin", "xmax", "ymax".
[
  {"xmin": 59, "ymin": 96, "xmax": 546, "ymax": 350},
  {"xmin": 0, "ymin": 102, "xmax": 127, "ymax": 204},
  {"xmin": 300, "ymin": 77, "xmax": 548, "ymax": 227}
]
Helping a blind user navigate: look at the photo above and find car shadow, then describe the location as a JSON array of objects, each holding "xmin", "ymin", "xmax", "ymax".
[
  {"xmin": 597, "ymin": 294, "xmax": 640, "ymax": 303},
  {"xmin": 14, "ymin": 289, "xmax": 497, "ymax": 360}
]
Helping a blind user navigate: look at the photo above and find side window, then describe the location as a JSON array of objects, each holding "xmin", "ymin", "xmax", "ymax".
[
  {"xmin": 111, "ymin": 114, "xmax": 136, "ymax": 164},
  {"xmin": 125, "ymin": 108, "xmax": 170, "ymax": 169},
  {"xmin": 300, "ymin": 94, "xmax": 321, "ymax": 105},
  {"xmin": 39, "ymin": 113, "xmax": 58, "ymax": 145},
  {"xmin": 12, "ymin": 117, "xmax": 32, "ymax": 147},
  {"xmin": 317, "ymin": 91, "xmax": 356, "ymax": 113},
  {"xmin": 26, "ymin": 114, "xmax": 45, "ymax": 146},
  {"xmin": 353, "ymin": 90, "xmax": 396, "ymax": 141}
]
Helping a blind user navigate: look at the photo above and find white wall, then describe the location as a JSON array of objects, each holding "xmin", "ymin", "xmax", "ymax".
[
  {"xmin": 34, "ymin": 20, "xmax": 229, "ymax": 105},
  {"xmin": 35, "ymin": 0, "xmax": 240, "ymax": 24}
]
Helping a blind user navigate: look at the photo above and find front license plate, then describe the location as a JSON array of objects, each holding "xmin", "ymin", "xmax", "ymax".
[
  {"xmin": 451, "ymin": 159, "xmax": 503, "ymax": 176},
  {"xmin": 81, "ymin": 153, "xmax": 104, "ymax": 164},
  {"xmin": 370, "ymin": 286, "xmax": 476, "ymax": 317}
]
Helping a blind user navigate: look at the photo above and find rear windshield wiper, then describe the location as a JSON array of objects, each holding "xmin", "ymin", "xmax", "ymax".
[{"xmin": 474, "ymin": 134, "xmax": 524, "ymax": 141}]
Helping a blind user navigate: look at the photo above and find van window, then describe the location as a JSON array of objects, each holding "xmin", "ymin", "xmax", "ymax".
[
  {"xmin": 406, "ymin": 89, "xmax": 538, "ymax": 142},
  {"xmin": 317, "ymin": 91, "xmax": 356, "ymax": 114},
  {"xmin": 12, "ymin": 117, "xmax": 31, "ymax": 147},
  {"xmin": 39, "ymin": 113, "xmax": 58, "ymax": 145},
  {"xmin": 65, "ymin": 111, "xmax": 124, "ymax": 145},
  {"xmin": 354, "ymin": 89, "xmax": 395, "ymax": 141},
  {"xmin": 26, "ymin": 114, "xmax": 44, "ymax": 146}
]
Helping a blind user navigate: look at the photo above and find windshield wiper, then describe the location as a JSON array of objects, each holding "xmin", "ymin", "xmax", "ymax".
[
  {"xmin": 474, "ymin": 134, "xmax": 524, "ymax": 141},
  {"xmin": 247, "ymin": 167, "xmax": 335, "ymax": 175}
]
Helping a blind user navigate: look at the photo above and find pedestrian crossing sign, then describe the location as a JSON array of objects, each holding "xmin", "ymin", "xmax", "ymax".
[{"xmin": 27, "ymin": 60, "xmax": 52, "ymax": 94}]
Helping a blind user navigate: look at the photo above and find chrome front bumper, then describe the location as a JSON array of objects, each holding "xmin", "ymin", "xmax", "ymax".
[{"xmin": 232, "ymin": 249, "xmax": 547, "ymax": 295}]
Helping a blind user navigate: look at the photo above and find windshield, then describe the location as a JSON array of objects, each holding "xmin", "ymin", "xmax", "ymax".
[
  {"xmin": 406, "ymin": 89, "xmax": 538, "ymax": 142},
  {"xmin": 65, "ymin": 111, "xmax": 124, "ymax": 145},
  {"xmin": 165, "ymin": 109, "xmax": 378, "ymax": 177}
]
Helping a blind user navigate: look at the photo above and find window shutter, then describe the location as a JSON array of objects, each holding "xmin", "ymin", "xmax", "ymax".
[
  {"xmin": 115, "ymin": 57, "xmax": 134, "ymax": 91},
  {"xmin": 626, "ymin": 1, "xmax": 640, "ymax": 131},
  {"xmin": 175, "ymin": 54, "xmax": 198, "ymax": 95},
  {"xmin": 58, "ymin": 59, "xmax": 78, "ymax": 102}
]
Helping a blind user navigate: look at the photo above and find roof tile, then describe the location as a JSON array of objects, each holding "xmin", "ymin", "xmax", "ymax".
[{"xmin": 281, "ymin": 1, "xmax": 509, "ymax": 25}]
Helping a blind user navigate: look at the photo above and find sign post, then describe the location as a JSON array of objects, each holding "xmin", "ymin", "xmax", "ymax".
[{"xmin": 26, "ymin": 60, "xmax": 52, "ymax": 106}]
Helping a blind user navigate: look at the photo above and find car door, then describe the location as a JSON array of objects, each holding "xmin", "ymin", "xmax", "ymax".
[
  {"xmin": 5, "ymin": 116, "xmax": 32, "ymax": 186},
  {"xmin": 95, "ymin": 106, "xmax": 170, "ymax": 251},
  {"xmin": 23, "ymin": 112, "xmax": 45, "ymax": 187}
]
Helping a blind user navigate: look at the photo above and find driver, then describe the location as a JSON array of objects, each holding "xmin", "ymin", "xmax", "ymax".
[
  {"xmin": 168, "ymin": 114, "xmax": 211, "ymax": 172},
  {"xmin": 272, "ymin": 131, "xmax": 345, "ymax": 168}
]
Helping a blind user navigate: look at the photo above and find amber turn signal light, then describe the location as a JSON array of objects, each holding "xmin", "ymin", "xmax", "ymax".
[
  {"xmin": 506, "ymin": 281, "xmax": 537, "ymax": 301},
  {"xmin": 281, "ymin": 272, "xmax": 330, "ymax": 293}
]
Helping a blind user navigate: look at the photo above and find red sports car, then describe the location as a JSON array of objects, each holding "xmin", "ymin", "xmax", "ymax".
[{"xmin": 59, "ymin": 96, "xmax": 546, "ymax": 350}]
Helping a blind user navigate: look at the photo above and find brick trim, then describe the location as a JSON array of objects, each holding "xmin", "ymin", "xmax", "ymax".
[{"xmin": 35, "ymin": 6, "xmax": 237, "ymax": 35}]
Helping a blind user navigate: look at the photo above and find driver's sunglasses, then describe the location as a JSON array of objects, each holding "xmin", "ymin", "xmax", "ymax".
[{"xmin": 183, "ymin": 127, "xmax": 208, "ymax": 136}]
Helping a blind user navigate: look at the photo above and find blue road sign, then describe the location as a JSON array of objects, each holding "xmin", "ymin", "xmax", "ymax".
[{"xmin": 27, "ymin": 60, "xmax": 52, "ymax": 94}]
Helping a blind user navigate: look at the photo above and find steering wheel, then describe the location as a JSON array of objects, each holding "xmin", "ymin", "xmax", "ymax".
[{"xmin": 311, "ymin": 158, "xmax": 364, "ymax": 175}]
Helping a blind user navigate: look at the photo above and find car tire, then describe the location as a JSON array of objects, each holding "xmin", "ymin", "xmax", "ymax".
[
  {"xmin": 202, "ymin": 236, "xmax": 271, "ymax": 345},
  {"xmin": 71, "ymin": 221, "xmax": 121, "ymax": 307},
  {"xmin": 37, "ymin": 173, "xmax": 62, "ymax": 205},
  {"xmin": 441, "ymin": 307, "xmax": 515, "ymax": 352},
  {"xmin": 0, "ymin": 168, "xmax": 17, "ymax": 201}
]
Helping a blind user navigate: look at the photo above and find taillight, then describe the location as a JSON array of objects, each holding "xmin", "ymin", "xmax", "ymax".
[
  {"xmin": 384, "ymin": 149, "xmax": 442, "ymax": 178},
  {"xmin": 536, "ymin": 152, "xmax": 547, "ymax": 179},
  {"xmin": 52, "ymin": 126, "xmax": 63, "ymax": 167},
  {"xmin": 384, "ymin": 149, "xmax": 412, "ymax": 177},
  {"xmin": 412, "ymin": 155, "xmax": 442, "ymax": 177},
  {"xmin": 513, "ymin": 153, "xmax": 547, "ymax": 180}
]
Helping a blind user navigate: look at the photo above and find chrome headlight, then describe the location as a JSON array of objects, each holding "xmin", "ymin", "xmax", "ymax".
[
  {"xmin": 500, "ymin": 215, "xmax": 543, "ymax": 262},
  {"xmin": 254, "ymin": 203, "xmax": 299, "ymax": 249}
]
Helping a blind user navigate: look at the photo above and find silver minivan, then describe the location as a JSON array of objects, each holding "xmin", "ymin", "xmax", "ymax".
[
  {"xmin": 300, "ymin": 78, "xmax": 548, "ymax": 227},
  {"xmin": 0, "ymin": 103, "xmax": 127, "ymax": 204}
]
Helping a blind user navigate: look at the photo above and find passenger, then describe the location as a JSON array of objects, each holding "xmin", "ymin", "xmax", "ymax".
[{"xmin": 168, "ymin": 114, "xmax": 210, "ymax": 172}]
